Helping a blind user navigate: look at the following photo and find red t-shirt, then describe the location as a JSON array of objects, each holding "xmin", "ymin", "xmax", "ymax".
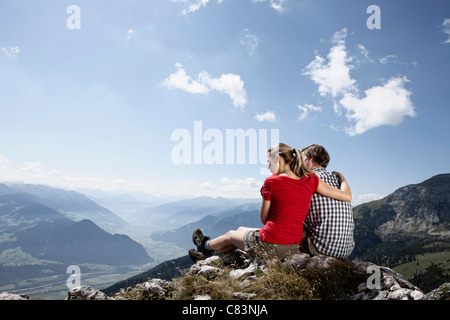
[{"xmin": 259, "ymin": 174, "xmax": 319, "ymax": 245}]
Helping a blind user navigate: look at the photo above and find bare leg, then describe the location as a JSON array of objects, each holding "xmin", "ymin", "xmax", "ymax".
[
  {"xmin": 207, "ymin": 229, "xmax": 248, "ymax": 253},
  {"xmin": 236, "ymin": 227, "xmax": 259, "ymax": 233}
]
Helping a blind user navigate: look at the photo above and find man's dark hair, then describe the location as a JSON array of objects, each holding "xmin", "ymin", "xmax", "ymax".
[{"xmin": 302, "ymin": 144, "xmax": 330, "ymax": 168}]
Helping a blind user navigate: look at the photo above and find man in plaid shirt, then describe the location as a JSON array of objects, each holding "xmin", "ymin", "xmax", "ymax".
[{"xmin": 300, "ymin": 144, "xmax": 355, "ymax": 258}]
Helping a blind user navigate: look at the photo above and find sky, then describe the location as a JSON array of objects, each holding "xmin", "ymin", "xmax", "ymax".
[{"xmin": 0, "ymin": 0, "xmax": 449, "ymax": 205}]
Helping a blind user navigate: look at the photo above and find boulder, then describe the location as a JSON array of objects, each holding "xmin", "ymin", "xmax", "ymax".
[
  {"xmin": 66, "ymin": 285, "xmax": 109, "ymax": 300},
  {"xmin": 346, "ymin": 261, "xmax": 425, "ymax": 300},
  {"xmin": 116, "ymin": 278, "xmax": 174, "ymax": 300},
  {"xmin": 424, "ymin": 282, "xmax": 450, "ymax": 300},
  {"xmin": 0, "ymin": 292, "xmax": 29, "ymax": 300}
]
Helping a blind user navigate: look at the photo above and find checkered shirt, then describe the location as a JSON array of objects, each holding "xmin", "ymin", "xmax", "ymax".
[{"xmin": 304, "ymin": 168, "xmax": 355, "ymax": 258}]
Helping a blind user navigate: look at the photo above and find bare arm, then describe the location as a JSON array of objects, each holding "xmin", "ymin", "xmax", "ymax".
[
  {"xmin": 260, "ymin": 198, "xmax": 271, "ymax": 225},
  {"xmin": 315, "ymin": 171, "xmax": 352, "ymax": 202}
]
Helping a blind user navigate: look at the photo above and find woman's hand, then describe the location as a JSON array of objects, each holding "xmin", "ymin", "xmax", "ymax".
[
  {"xmin": 332, "ymin": 171, "xmax": 346, "ymax": 182},
  {"xmin": 316, "ymin": 173, "xmax": 352, "ymax": 202}
]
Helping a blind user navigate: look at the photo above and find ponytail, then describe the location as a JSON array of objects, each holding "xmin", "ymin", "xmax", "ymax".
[
  {"xmin": 290, "ymin": 148, "xmax": 310, "ymax": 179},
  {"xmin": 268, "ymin": 143, "xmax": 311, "ymax": 179}
]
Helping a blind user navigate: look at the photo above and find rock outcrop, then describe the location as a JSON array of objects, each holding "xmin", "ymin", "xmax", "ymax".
[
  {"xmin": 0, "ymin": 292, "xmax": 29, "ymax": 300},
  {"xmin": 3, "ymin": 251, "xmax": 447, "ymax": 301},
  {"xmin": 65, "ymin": 279, "xmax": 175, "ymax": 300},
  {"xmin": 62, "ymin": 251, "xmax": 446, "ymax": 301},
  {"xmin": 424, "ymin": 282, "xmax": 450, "ymax": 300},
  {"xmin": 66, "ymin": 285, "xmax": 110, "ymax": 300}
]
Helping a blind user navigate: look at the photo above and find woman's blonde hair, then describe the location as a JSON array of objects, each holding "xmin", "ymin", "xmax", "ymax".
[{"xmin": 268, "ymin": 143, "xmax": 311, "ymax": 179}]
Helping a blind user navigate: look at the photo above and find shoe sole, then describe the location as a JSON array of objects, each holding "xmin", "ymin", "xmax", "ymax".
[
  {"xmin": 192, "ymin": 228, "xmax": 204, "ymax": 249},
  {"xmin": 188, "ymin": 248, "xmax": 205, "ymax": 262}
]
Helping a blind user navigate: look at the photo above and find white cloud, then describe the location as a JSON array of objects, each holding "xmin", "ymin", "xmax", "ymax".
[
  {"xmin": 378, "ymin": 54, "xmax": 408, "ymax": 66},
  {"xmin": 379, "ymin": 54, "xmax": 398, "ymax": 65},
  {"xmin": 126, "ymin": 29, "xmax": 136, "ymax": 40},
  {"xmin": 303, "ymin": 29, "xmax": 416, "ymax": 136},
  {"xmin": 255, "ymin": 111, "xmax": 277, "ymax": 122},
  {"xmin": 357, "ymin": 44, "xmax": 369, "ymax": 59},
  {"xmin": 171, "ymin": 0, "xmax": 223, "ymax": 15},
  {"xmin": 252, "ymin": 0, "xmax": 286, "ymax": 12},
  {"xmin": 0, "ymin": 158, "xmax": 60, "ymax": 186},
  {"xmin": 163, "ymin": 62, "xmax": 209, "ymax": 94},
  {"xmin": 0, "ymin": 155, "xmax": 261, "ymax": 198},
  {"xmin": 183, "ymin": 0, "xmax": 209, "ymax": 15},
  {"xmin": 173, "ymin": 0, "xmax": 286, "ymax": 15},
  {"xmin": 302, "ymin": 28, "xmax": 357, "ymax": 98},
  {"xmin": 19, "ymin": 162, "xmax": 43, "ymax": 174},
  {"xmin": 297, "ymin": 104, "xmax": 322, "ymax": 120},
  {"xmin": 199, "ymin": 72, "xmax": 248, "ymax": 109},
  {"xmin": 217, "ymin": 176, "xmax": 262, "ymax": 198},
  {"xmin": 269, "ymin": 0, "xmax": 286, "ymax": 12},
  {"xmin": 352, "ymin": 193, "xmax": 384, "ymax": 207},
  {"xmin": 220, "ymin": 176, "xmax": 233, "ymax": 184},
  {"xmin": 163, "ymin": 62, "xmax": 247, "ymax": 109},
  {"xmin": 340, "ymin": 76, "xmax": 416, "ymax": 136},
  {"xmin": 329, "ymin": 123, "xmax": 340, "ymax": 132},
  {"xmin": 1, "ymin": 46, "xmax": 20, "ymax": 59},
  {"xmin": 332, "ymin": 28, "xmax": 348, "ymax": 45},
  {"xmin": 356, "ymin": 44, "xmax": 373, "ymax": 63},
  {"xmin": 441, "ymin": 18, "xmax": 450, "ymax": 44},
  {"xmin": 241, "ymin": 30, "xmax": 259, "ymax": 56},
  {"xmin": 0, "ymin": 156, "xmax": 10, "ymax": 170},
  {"xmin": 158, "ymin": 178, "xmax": 260, "ymax": 198}
]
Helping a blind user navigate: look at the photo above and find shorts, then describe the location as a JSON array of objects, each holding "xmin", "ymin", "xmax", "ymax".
[
  {"xmin": 243, "ymin": 229, "xmax": 261, "ymax": 251},
  {"xmin": 243, "ymin": 229, "xmax": 299, "ymax": 261},
  {"xmin": 299, "ymin": 228, "xmax": 324, "ymax": 256}
]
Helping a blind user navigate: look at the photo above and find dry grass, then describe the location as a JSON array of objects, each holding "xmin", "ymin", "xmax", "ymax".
[{"xmin": 171, "ymin": 257, "xmax": 366, "ymax": 300}]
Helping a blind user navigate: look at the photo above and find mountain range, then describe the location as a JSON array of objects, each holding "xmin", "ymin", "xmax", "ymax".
[
  {"xmin": 350, "ymin": 173, "xmax": 450, "ymax": 292},
  {"xmin": 125, "ymin": 196, "xmax": 259, "ymax": 237},
  {"xmin": 352, "ymin": 173, "xmax": 450, "ymax": 257},
  {"xmin": 1, "ymin": 173, "xmax": 449, "ymax": 298},
  {"xmin": 150, "ymin": 202, "xmax": 262, "ymax": 250},
  {"xmin": 0, "ymin": 183, "xmax": 261, "ymax": 298},
  {"xmin": 0, "ymin": 182, "xmax": 153, "ymax": 292},
  {"xmin": 1, "ymin": 182, "xmax": 128, "ymax": 234}
]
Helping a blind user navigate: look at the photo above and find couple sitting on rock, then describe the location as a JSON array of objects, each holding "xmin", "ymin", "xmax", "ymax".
[{"xmin": 189, "ymin": 143, "xmax": 355, "ymax": 262}]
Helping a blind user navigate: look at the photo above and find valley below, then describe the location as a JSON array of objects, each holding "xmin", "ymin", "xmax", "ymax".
[{"xmin": 1, "ymin": 174, "xmax": 449, "ymax": 299}]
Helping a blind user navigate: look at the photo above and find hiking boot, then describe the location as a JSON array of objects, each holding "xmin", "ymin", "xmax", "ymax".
[
  {"xmin": 192, "ymin": 228, "xmax": 212, "ymax": 256},
  {"xmin": 188, "ymin": 248, "xmax": 206, "ymax": 262}
]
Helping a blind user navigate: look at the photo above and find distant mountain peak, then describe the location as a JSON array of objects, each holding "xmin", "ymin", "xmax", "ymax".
[
  {"xmin": 1, "ymin": 181, "xmax": 128, "ymax": 234},
  {"xmin": 408, "ymin": 173, "xmax": 450, "ymax": 188},
  {"xmin": 353, "ymin": 172, "xmax": 450, "ymax": 256}
]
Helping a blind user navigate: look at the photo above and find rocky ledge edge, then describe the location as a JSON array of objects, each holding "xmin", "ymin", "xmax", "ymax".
[{"xmin": 1, "ymin": 252, "xmax": 449, "ymax": 300}]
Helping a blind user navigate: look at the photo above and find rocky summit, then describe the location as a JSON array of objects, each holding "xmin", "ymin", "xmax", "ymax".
[
  {"xmin": 2, "ymin": 250, "xmax": 448, "ymax": 301},
  {"xmin": 57, "ymin": 251, "xmax": 448, "ymax": 301}
]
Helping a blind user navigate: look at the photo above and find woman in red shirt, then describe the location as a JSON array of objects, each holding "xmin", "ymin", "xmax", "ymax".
[{"xmin": 190, "ymin": 143, "xmax": 352, "ymax": 261}]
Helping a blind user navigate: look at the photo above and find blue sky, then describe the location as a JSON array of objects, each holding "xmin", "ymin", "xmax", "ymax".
[{"xmin": 0, "ymin": 0, "xmax": 449, "ymax": 205}]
